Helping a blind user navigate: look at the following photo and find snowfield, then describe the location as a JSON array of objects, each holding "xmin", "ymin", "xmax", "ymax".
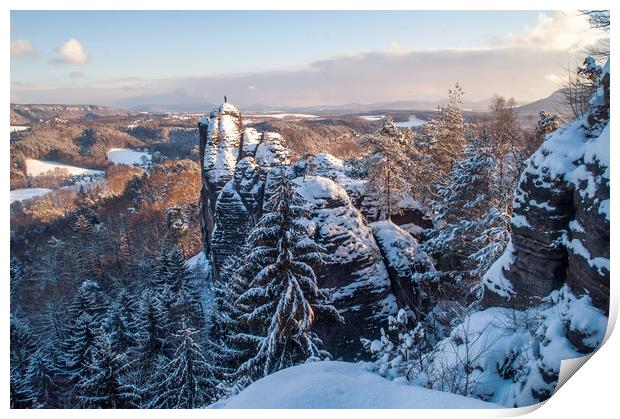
[
  {"xmin": 10, "ymin": 188, "xmax": 52, "ymax": 204},
  {"xmin": 10, "ymin": 126, "xmax": 30, "ymax": 133},
  {"xmin": 394, "ymin": 115, "xmax": 427, "ymax": 128},
  {"xmin": 245, "ymin": 113, "xmax": 319, "ymax": 119},
  {"xmin": 360, "ymin": 115, "xmax": 385, "ymax": 121},
  {"xmin": 25, "ymin": 159, "xmax": 104, "ymax": 177},
  {"xmin": 210, "ymin": 361, "xmax": 497, "ymax": 409},
  {"xmin": 106, "ymin": 148, "xmax": 152, "ymax": 166}
]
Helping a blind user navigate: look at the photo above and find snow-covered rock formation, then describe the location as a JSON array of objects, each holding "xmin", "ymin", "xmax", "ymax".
[
  {"xmin": 294, "ymin": 176, "xmax": 398, "ymax": 358},
  {"xmin": 198, "ymin": 104, "xmax": 243, "ymax": 254},
  {"xmin": 200, "ymin": 103, "xmax": 242, "ymax": 195},
  {"xmin": 482, "ymin": 60, "xmax": 610, "ymax": 315},
  {"xmin": 370, "ymin": 221, "xmax": 435, "ymax": 310},
  {"xmin": 472, "ymin": 59, "xmax": 610, "ymax": 406},
  {"xmin": 198, "ymin": 103, "xmax": 433, "ymax": 359}
]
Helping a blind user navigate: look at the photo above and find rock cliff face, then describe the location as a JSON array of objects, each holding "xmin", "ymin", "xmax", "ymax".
[
  {"xmin": 482, "ymin": 62, "xmax": 610, "ymax": 315},
  {"xmin": 294, "ymin": 176, "xmax": 398, "ymax": 359},
  {"xmin": 198, "ymin": 104, "xmax": 242, "ymax": 254},
  {"xmin": 199, "ymin": 103, "xmax": 432, "ymax": 359},
  {"xmin": 210, "ymin": 157, "xmax": 264, "ymax": 276}
]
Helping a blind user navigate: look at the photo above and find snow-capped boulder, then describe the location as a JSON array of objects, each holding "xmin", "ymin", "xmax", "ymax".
[
  {"xmin": 370, "ymin": 221, "xmax": 435, "ymax": 311},
  {"xmin": 292, "ymin": 153, "xmax": 431, "ymax": 229},
  {"xmin": 254, "ymin": 132, "xmax": 290, "ymax": 170},
  {"xmin": 294, "ymin": 176, "xmax": 398, "ymax": 360},
  {"xmin": 292, "ymin": 152, "xmax": 345, "ymax": 179}
]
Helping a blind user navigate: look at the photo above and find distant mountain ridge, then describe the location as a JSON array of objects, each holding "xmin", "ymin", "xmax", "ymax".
[
  {"xmin": 515, "ymin": 89, "xmax": 571, "ymax": 115},
  {"xmin": 11, "ymin": 90, "xmax": 567, "ymax": 122},
  {"xmin": 240, "ymin": 98, "xmax": 493, "ymax": 115},
  {"xmin": 10, "ymin": 104, "xmax": 137, "ymax": 125}
]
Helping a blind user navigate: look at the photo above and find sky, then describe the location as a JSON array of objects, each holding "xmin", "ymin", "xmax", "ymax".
[{"xmin": 10, "ymin": 10, "xmax": 608, "ymax": 108}]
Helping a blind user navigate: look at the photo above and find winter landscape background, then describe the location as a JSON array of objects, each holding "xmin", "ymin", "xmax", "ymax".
[{"xmin": 9, "ymin": 10, "xmax": 610, "ymax": 409}]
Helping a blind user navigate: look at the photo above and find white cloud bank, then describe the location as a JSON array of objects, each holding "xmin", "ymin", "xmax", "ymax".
[
  {"xmin": 507, "ymin": 11, "xmax": 606, "ymax": 52},
  {"xmin": 53, "ymin": 38, "xmax": 89, "ymax": 65},
  {"xmin": 12, "ymin": 12, "xmax": 608, "ymax": 107}
]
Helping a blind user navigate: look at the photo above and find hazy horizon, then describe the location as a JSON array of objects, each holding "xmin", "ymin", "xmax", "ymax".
[{"xmin": 11, "ymin": 10, "xmax": 607, "ymax": 108}]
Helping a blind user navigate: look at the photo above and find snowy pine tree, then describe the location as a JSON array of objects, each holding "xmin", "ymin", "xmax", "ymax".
[
  {"xmin": 152, "ymin": 246, "xmax": 202, "ymax": 330},
  {"xmin": 134, "ymin": 290, "xmax": 170, "ymax": 379},
  {"xmin": 10, "ymin": 315, "xmax": 37, "ymax": 408},
  {"xmin": 413, "ymin": 84, "xmax": 468, "ymax": 198},
  {"xmin": 106, "ymin": 289, "xmax": 141, "ymax": 354},
  {"xmin": 20, "ymin": 346, "xmax": 61, "ymax": 408},
  {"xmin": 360, "ymin": 117, "xmax": 414, "ymax": 220},
  {"xmin": 62, "ymin": 313, "xmax": 100, "ymax": 382},
  {"xmin": 208, "ymin": 253, "xmax": 251, "ymax": 370},
  {"xmin": 151, "ymin": 247, "xmax": 173, "ymax": 292},
  {"xmin": 10, "ymin": 257, "xmax": 25, "ymax": 311},
  {"xmin": 233, "ymin": 171, "xmax": 341, "ymax": 381},
  {"xmin": 72, "ymin": 215, "xmax": 107, "ymax": 280},
  {"xmin": 424, "ymin": 131, "xmax": 508, "ymax": 282},
  {"xmin": 74, "ymin": 332, "xmax": 141, "ymax": 408},
  {"xmin": 146, "ymin": 326, "xmax": 222, "ymax": 408},
  {"xmin": 362, "ymin": 309, "xmax": 435, "ymax": 386},
  {"xmin": 67, "ymin": 279, "xmax": 109, "ymax": 322},
  {"xmin": 10, "ymin": 315, "xmax": 36, "ymax": 378}
]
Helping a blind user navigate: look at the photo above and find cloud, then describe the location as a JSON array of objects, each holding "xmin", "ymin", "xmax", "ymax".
[
  {"xmin": 12, "ymin": 46, "xmax": 583, "ymax": 107},
  {"xmin": 11, "ymin": 12, "xmax": 607, "ymax": 107},
  {"xmin": 11, "ymin": 39, "xmax": 35, "ymax": 57},
  {"xmin": 507, "ymin": 11, "xmax": 607, "ymax": 51},
  {"xmin": 53, "ymin": 38, "xmax": 88, "ymax": 65}
]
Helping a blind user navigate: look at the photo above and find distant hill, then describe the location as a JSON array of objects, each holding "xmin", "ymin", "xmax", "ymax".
[
  {"xmin": 516, "ymin": 90, "xmax": 571, "ymax": 116},
  {"xmin": 245, "ymin": 98, "xmax": 492, "ymax": 116},
  {"xmin": 10, "ymin": 104, "xmax": 137, "ymax": 125}
]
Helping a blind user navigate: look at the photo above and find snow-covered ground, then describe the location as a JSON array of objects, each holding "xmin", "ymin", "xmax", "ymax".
[
  {"xmin": 394, "ymin": 115, "xmax": 427, "ymax": 128},
  {"xmin": 185, "ymin": 251, "xmax": 211, "ymax": 274},
  {"xmin": 211, "ymin": 361, "xmax": 497, "ymax": 408},
  {"xmin": 10, "ymin": 126, "xmax": 30, "ymax": 133},
  {"xmin": 10, "ymin": 188, "xmax": 52, "ymax": 204},
  {"xmin": 106, "ymin": 148, "xmax": 152, "ymax": 166},
  {"xmin": 360, "ymin": 115, "xmax": 385, "ymax": 122},
  {"xmin": 358, "ymin": 115, "xmax": 426, "ymax": 126},
  {"xmin": 25, "ymin": 159, "xmax": 104, "ymax": 177}
]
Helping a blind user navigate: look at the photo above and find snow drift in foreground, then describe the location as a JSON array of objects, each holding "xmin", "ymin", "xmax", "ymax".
[{"xmin": 210, "ymin": 361, "xmax": 497, "ymax": 409}]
